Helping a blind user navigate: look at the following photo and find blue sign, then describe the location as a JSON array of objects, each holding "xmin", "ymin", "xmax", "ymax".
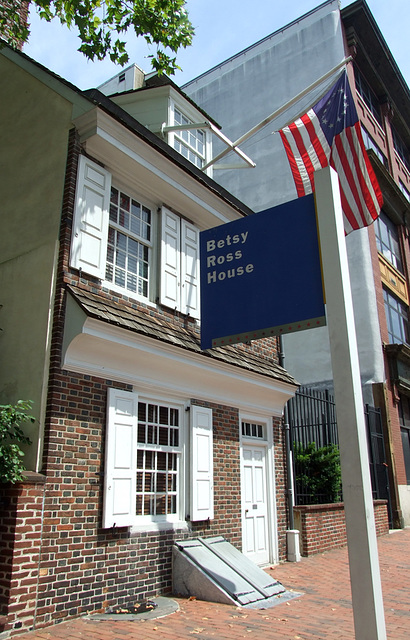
[{"xmin": 200, "ymin": 193, "xmax": 326, "ymax": 349}]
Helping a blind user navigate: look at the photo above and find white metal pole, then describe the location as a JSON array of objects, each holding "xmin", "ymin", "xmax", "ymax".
[
  {"xmin": 202, "ymin": 57, "xmax": 352, "ymax": 171},
  {"xmin": 314, "ymin": 167, "xmax": 386, "ymax": 640}
]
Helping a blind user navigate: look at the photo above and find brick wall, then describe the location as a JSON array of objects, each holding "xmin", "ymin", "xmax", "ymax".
[
  {"xmin": 0, "ymin": 126, "xmax": 289, "ymax": 636},
  {"xmin": 0, "ymin": 0, "xmax": 29, "ymax": 50},
  {"xmin": 0, "ymin": 474, "xmax": 46, "ymax": 634},
  {"xmin": 294, "ymin": 500, "xmax": 389, "ymax": 557},
  {"xmin": 0, "ymin": 384, "xmax": 287, "ymax": 635}
]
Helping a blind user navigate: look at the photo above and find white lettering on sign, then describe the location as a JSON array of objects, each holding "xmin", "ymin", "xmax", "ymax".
[
  {"xmin": 205, "ymin": 229, "xmax": 254, "ymax": 286},
  {"xmin": 206, "ymin": 231, "xmax": 248, "ymax": 253},
  {"xmin": 207, "ymin": 263, "xmax": 254, "ymax": 284}
]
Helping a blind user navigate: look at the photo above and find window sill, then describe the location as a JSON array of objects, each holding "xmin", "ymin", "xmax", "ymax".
[{"xmin": 129, "ymin": 520, "xmax": 189, "ymax": 535}]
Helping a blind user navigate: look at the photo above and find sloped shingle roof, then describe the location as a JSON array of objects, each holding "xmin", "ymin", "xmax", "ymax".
[{"xmin": 67, "ymin": 285, "xmax": 297, "ymax": 387}]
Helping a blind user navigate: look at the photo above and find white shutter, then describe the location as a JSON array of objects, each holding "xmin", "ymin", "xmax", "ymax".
[
  {"xmin": 181, "ymin": 219, "xmax": 200, "ymax": 319},
  {"xmin": 190, "ymin": 405, "xmax": 214, "ymax": 521},
  {"xmin": 70, "ymin": 155, "xmax": 111, "ymax": 278},
  {"xmin": 103, "ymin": 388, "xmax": 138, "ymax": 528},
  {"xmin": 160, "ymin": 207, "xmax": 181, "ymax": 309}
]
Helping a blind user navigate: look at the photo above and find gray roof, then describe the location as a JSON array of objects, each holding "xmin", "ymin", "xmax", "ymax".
[{"xmin": 67, "ymin": 285, "xmax": 297, "ymax": 387}]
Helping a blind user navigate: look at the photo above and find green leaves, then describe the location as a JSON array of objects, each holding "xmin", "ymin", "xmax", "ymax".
[
  {"xmin": 0, "ymin": 0, "xmax": 194, "ymax": 74},
  {"xmin": 294, "ymin": 442, "xmax": 342, "ymax": 504},
  {"xmin": 0, "ymin": 400, "xmax": 34, "ymax": 484}
]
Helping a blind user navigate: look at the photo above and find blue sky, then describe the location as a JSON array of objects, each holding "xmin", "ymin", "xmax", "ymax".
[{"xmin": 23, "ymin": 0, "xmax": 409, "ymax": 91}]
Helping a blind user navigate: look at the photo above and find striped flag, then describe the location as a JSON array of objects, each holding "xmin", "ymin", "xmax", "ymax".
[{"xmin": 280, "ymin": 71, "xmax": 383, "ymax": 234}]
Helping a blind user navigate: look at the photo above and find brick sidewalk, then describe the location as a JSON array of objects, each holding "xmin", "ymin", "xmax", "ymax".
[{"xmin": 18, "ymin": 528, "xmax": 410, "ymax": 640}]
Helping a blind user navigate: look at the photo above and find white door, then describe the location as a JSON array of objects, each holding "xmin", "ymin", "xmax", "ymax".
[{"xmin": 241, "ymin": 444, "xmax": 270, "ymax": 565}]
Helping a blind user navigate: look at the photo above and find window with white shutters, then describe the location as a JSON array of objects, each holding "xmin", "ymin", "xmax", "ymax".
[
  {"xmin": 71, "ymin": 158, "xmax": 200, "ymax": 315},
  {"xmin": 103, "ymin": 392, "xmax": 214, "ymax": 528},
  {"xmin": 160, "ymin": 207, "xmax": 200, "ymax": 318},
  {"xmin": 103, "ymin": 389, "xmax": 189, "ymax": 528}
]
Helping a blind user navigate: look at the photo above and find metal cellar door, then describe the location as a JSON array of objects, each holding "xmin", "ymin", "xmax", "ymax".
[{"xmin": 173, "ymin": 536, "xmax": 285, "ymax": 607}]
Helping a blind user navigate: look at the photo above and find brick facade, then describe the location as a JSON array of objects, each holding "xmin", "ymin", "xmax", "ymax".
[
  {"xmin": 0, "ymin": 127, "xmax": 289, "ymax": 636},
  {"xmin": 0, "ymin": 391, "xmax": 288, "ymax": 635},
  {"xmin": 0, "ymin": 0, "xmax": 29, "ymax": 50}
]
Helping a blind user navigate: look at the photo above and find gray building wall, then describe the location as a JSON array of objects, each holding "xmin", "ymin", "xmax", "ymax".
[{"xmin": 184, "ymin": 0, "xmax": 384, "ymax": 396}]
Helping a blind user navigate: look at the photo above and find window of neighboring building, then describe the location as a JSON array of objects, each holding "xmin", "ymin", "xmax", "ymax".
[
  {"xmin": 105, "ymin": 186, "xmax": 152, "ymax": 297},
  {"xmin": 383, "ymin": 288, "xmax": 409, "ymax": 345},
  {"xmin": 171, "ymin": 106, "xmax": 207, "ymax": 169},
  {"xmin": 355, "ymin": 68, "xmax": 382, "ymax": 125},
  {"xmin": 398, "ymin": 395, "xmax": 410, "ymax": 484},
  {"xmin": 399, "ymin": 181, "xmax": 410, "ymax": 203},
  {"xmin": 391, "ymin": 125, "xmax": 410, "ymax": 172},
  {"xmin": 361, "ymin": 126, "xmax": 388, "ymax": 168},
  {"xmin": 375, "ymin": 211, "xmax": 403, "ymax": 273}
]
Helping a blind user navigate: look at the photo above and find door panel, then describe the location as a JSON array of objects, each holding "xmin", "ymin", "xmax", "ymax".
[{"xmin": 241, "ymin": 444, "xmax": 269, "ymax": 565}]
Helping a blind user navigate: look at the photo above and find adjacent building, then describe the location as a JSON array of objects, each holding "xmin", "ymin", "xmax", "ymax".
[{"xmin": 184, "ymin": 0, "xmax": 410, "ymax": 527}]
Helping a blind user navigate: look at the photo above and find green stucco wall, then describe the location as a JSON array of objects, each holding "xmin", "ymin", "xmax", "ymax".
[{"xmin": 0, "ymin": 53, "xmax": 74, "ymax": 470}]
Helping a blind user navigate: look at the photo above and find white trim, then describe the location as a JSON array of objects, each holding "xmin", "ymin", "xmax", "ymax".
[
  {"xmin": 129, "ymin": 520, "xmax": 190, "ymax": 534},
  {"xmin": 63, "ymin": 312, "xmax": 296, "ymax": 415},
  {"xmin": 240, "ymin": 414, "xmax": 278, "ymax": 565},
  {"xmin": 74, "ymin": 109, "xmax": 241, "ymax": 226}
]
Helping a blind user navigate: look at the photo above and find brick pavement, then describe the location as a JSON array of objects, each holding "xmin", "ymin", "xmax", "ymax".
[{"xmin": 17, "ymin": 528, "xmax": 410, "ymax": 640}]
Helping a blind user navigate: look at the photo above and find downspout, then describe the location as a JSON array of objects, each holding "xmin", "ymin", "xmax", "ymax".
[{"xmin": 279, "ymin": 336, "xmax": 300, "ymax": 562}]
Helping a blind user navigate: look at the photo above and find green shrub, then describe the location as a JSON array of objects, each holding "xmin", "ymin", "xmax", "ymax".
[
  {"xmin": 294, "ymin": 442, "xmax": 342, "ymax": 503},
  {"xmin": 0, "ymin": 400, "xmax": 33, "ymax": 483}
]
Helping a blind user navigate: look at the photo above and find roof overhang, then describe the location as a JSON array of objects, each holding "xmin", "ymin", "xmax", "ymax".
[{"xmin": 62, "ymin": 290, "xmax": 297, "ymax": 416}]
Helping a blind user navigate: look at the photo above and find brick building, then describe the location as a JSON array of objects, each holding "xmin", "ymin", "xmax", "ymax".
[
  {"xmin": 184, "ymin": 0, "xmax": 410, "ymax": 528},
  {"xmin": 0, "ymin": 44, "xmax": 297, "ymax": 634}
]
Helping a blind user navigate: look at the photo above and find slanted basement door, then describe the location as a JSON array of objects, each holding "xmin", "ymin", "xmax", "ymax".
[{"xmin": 173, "ymin": 536, "xmax": 285, "ymax": 607}]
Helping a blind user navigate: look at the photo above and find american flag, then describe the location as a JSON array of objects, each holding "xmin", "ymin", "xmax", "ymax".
[{"xmin": 280, "ymin": 71, "xmax": 383, "ymax": 234}]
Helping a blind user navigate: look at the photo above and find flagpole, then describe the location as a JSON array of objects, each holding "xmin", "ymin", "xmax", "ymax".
[
  {"xmin": 201, "ymin": 57, "xmax": 352, "ymax": 171},
  {"xmin": 314, "ymin": 166, "xmax": 386, "ymax": 640}
]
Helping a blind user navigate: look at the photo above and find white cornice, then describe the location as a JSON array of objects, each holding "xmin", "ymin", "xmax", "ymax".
[
  {"xmin": 63, "ymin": 315, "xmax": 296, "ymax": 416},
  {"xmin": 73, "ymin": 108, "xmax": 244, "ymax": 227}
]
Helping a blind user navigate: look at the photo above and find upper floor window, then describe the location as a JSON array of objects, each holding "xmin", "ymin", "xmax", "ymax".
[
  {"xmin": 355, "ymin": 68, "xmax": 382, "ymax": 126},
  {"xmin": 391, "ymin": 125, "xmax": 410, "ymax": 172},
  {"xmin": 172, "ymin": 107, "xmax": 206, "ymax": 169},
  {"xmin": 399, "ymin": 181, "xmax": 410, "ymax": 202},
  {"xmin": 383, "ymin": 288, "xmax": 409, "ymax": 345},
  {"xmin": 70, "ymin": 155, "xmax": 200, "ymax": 318},
  {"xmin": 361, "ymin": 126, "xmax": 388, "ymax": 168},
  {"xmin": 106, "ymin": 187, "xmax": 151, "ymax": 297},
  {"xmin": 375, "ymin": 211, "xmax": 403, "ymax": 273}
]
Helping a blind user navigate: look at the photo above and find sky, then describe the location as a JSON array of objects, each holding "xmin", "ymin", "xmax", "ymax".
[{"xmin": 23, "ymin": 0, "xmax": 409, "ymax": 91}]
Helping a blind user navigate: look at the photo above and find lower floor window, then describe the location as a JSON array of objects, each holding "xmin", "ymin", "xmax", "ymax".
[
  {"xmin": 103, "ymin": 389, "xmax": 213, "ymax": 528},
  {"xmin": 399, "ymin": 395, "xmax": 410, "ymax": 485},
  {"xmin": 136, "ymin": 400, "xmax": 180, "ymax": 517},
  {"xmin": 401, "ymin": 428, "xmax": 410, "ymax": 485}
]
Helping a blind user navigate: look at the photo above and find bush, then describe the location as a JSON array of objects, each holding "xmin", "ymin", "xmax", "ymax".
[
  {"xmin": 294, "ymin": 442, "xmax": 342, "ymax": 504},
  {"xmin": 0, "ymin": 400, "xmax": 33, "ymax": 483}
]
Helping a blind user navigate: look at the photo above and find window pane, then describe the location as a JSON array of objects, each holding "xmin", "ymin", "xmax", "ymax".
[
  {"xmin": 383, "ymin": 288, "xmax": 409, "ymax": 344},
  {"xmin": 135, "ymin": 402, "xmax": 180, "ymax": 518},
  {"xmin": 106, "ymin": 187, "xmax": 151, "ymax": 296},
  {"xmin": 375, "ymin": 212, "xmax": 403, "ymax": 273}
]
